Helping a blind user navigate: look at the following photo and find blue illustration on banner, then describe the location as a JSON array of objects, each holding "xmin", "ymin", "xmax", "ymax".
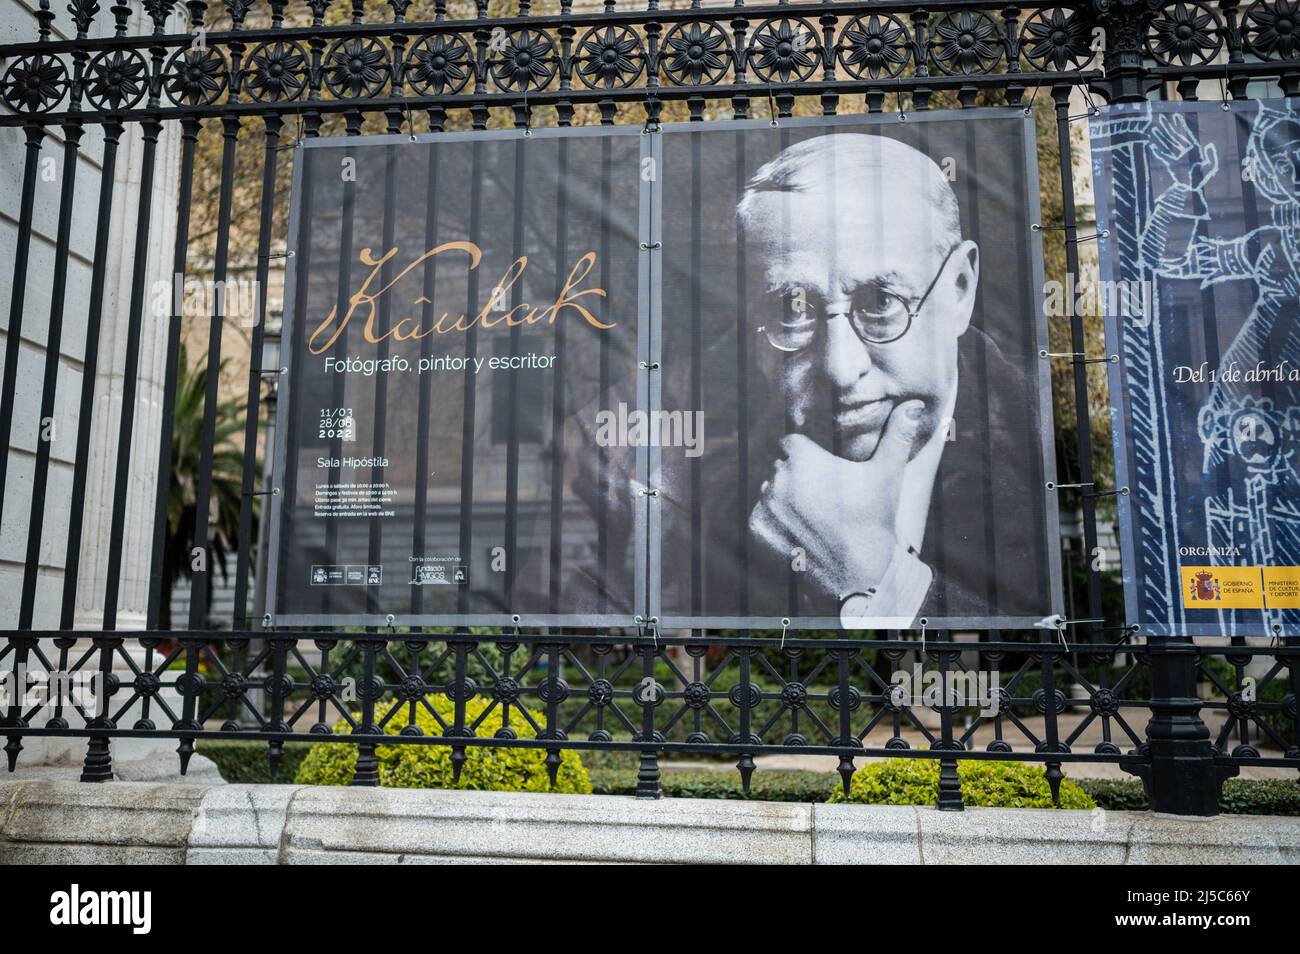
[{"xmin": 1092, "ymin": 99, "xmax": 1300, "ymax": 637}]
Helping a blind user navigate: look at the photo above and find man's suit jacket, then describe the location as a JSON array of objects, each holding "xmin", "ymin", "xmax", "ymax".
[{"xmin": 656, "ymin": 325, "xmax": 1051, "ymax": 623}]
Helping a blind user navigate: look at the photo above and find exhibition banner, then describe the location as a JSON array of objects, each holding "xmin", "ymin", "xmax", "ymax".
[
  {"xmin": 1093, "ymin": 100, "xmax": 1300, "ymax": 636},
  {"xmin": 269, "ymin": 114, "xmax": 1061, "ymax": 631}
]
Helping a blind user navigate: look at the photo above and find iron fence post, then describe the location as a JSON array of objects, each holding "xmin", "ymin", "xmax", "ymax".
[
  {"xmin": 1136, "ymin": 638, "xmax": 1237, "ymax": 815},
  {"xmin": 934, "ymin": 634, "xmax": 964, "ymax": 811},
  {"xmin": 636, "ymin": 638, "xmax": 661, "ymax": 799},
  {"xmin": 1092, "ymin": 0, "xmax": 1161, "ymax": 103}
]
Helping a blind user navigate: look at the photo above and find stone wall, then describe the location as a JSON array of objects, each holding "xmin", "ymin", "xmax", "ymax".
[{"xmin": 2, "ymin": 781, "xmax": 1298, "ymax": 864}]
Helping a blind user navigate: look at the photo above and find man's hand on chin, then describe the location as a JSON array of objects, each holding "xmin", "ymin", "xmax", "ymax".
[{"xmin": 749, "ymin": 399, "xmax": 927, "ymax": 599}]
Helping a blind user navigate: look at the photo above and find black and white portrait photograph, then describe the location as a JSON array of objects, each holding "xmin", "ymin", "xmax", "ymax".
[{"xmin": 655, "ymin": 115, "xmax": 1060, "ymax": 629}]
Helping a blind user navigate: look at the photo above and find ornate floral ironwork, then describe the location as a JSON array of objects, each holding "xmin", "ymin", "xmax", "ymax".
[
  {"xmin": 323, "ymin": 36, "xmax": 392, "ymax": 99},
  {"xmin": 163, "ymin": 46, "xmax": 229, "ymax": 106},
  {"xmin": 244, "ymin": 40, "xmax": 309, "ymax": 102},
  {"xmin": 1146, "ymin": 1, "xmax": 1223, "ymax": 65},
  {"xmin": 405, "ymin": 33, "xmax": 472, "ymax": 95},
  {"xmin": 929, "ymin": 10, "xmax": 1005, "ymax": 75},
  {"xmin": 837, "ymin": 14, "xmax": 912, "ymax": 79},
  {"xmin": 143, "ymin": 0, "xmax": 177, "ymax": 32},
  {"xmin": 0, "ymin": 3, "xmax": 1295, "ymax": 121},
  {"xmin": 493, "ymin": 676, "xmax": 521, "ymax": 704},
  {"xmin": 1243, "ymin": 0, "xmax": 1300, "ymax": 58},
  {"xmin": 489, "ymin": 29, "xmax": 558, "ymax": 92},
  {"xmin": 747, "ymin": 18, "xmax": 821, "ymax": 84},
  {"xmin": 83, "ymin": 49, "xmax": 148, "ymax": 111},
  {"xmin": 587, "ymin": 678, "xmax": 614, "ymax": 706},
  {"xmin": 225, "ymin": 0, "xmax": 255, "ymax": 28},
  {"xmin": 68, "ymin": 0, "xmax": 101, "ymax": 37},
  {"xmin": 1020, "ymin": 7, "xmax": 1098, "ymax": 70},
  {"xmin": 574, "ymin": 25, "xmax": 645, "ymax": 89},
  {"xmin": 2, "ymin": 54, "xmax": 68, "ymax": 113},
  {"xmin": 661, "ymin": 21, "xmax": 732, "ymax": 86}
]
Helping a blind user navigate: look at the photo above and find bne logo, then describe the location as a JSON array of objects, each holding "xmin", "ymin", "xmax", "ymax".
[{"xmin": 49, "ymin": 884, "xmax": 151, "ymax": 934}]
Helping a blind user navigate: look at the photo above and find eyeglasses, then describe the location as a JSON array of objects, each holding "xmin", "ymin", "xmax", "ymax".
[{"xmin": 757, "ymin": 244, "xmax": 961, "ymax": 353}]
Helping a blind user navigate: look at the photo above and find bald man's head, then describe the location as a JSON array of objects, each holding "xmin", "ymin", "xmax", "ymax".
[
  {"xmin": 737, "ymin": 134, "xmax": 963, "ymax": 257},
  {"xmin": 736, "ymin": 133, "xmax": 979, "ymax": 462}
]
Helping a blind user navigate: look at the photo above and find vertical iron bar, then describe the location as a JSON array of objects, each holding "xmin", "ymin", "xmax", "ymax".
[
  {"xmin": 1052, "ymin": 86, "xmax": 1104, "ymax": 639},
  {"xmin": 596, "ymin": 135, "xmax": 612, "ymax": 611},
  {"xmin": 232, "ymin": 114, "xmax": 284, "ymax": 629},
  {"xmin": 412, "ymin": 143, "xmax": 441, "ymax": 618},
  {"xmin": 689, "ymin": 131, "xmax": 702, "ymax": 622},
  {"xmin": 547, "ymin": 138, "xmax": 570, "ymax": 615},
  {"xmin": 101, "ymin": 117, "xmax": 164, "ymax": 630},
  {"xmin": 19, "ymin": 120, "xmax": 86, "ymax": 628},
  {"xmin": 503, "ymin": 138, "xmax": 527, "ymax": 609},
  {"xmin": 146, "ymin": 116, "xmax": 201, "ymax": 631},
  {"xmin": 188, "ymin": 114, "xmax": 242, "ymax": 628},
  {"xmin": 733, "ymin": 129, "xmax": 750, "ymax": 618},
  {"xmin": 455, "ymin": 140, "xmax": 484, "ymax": 614},
  {"xmin": 61, "ymin": 119, "xmax": 125, "ymax": 628},
  {"xmin": 365, "ymin": 137, "xmax": 398, "ymax": 618},
  {"xmin": 0, "ymin": 125, "xmax": 46, "ymax": 528}
]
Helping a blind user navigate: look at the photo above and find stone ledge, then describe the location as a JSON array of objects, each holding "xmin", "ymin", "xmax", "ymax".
[
  {"xmin": 0, "ymin": 779, "xmax": 206, "ymax": 865},
  {"xmin": 1, "ymin": 780, "xmax": 1298, "ymax": 864}
]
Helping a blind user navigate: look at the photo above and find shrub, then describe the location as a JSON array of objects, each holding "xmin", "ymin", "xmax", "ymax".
[
  {"xmin": 830, "ymin": 758, "xmax": 1095, "ymax": 809},
  {"xmin": 1076, "ymin": 778, "xmax": 1150, "ymax": 811},
  {"xmin": 294, "ymin": 696, "xmax": 591, "ymax": 794},
  {"xmin": 1218, "ymin": 779, "xmax": 1300, "ymax": 816},
  {"xmin": 199, "ymin": 740, "xmax": 312, "ymax": 783},
  {"xmin": 589, "ymin": 768, "xmax": 839, "ymax": 802},
  {"xmin": 1078, "ymin": 777, "xmax": 1300, "ymax": 816}
]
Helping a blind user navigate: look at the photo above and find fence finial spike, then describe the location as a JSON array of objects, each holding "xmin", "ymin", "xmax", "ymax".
[
  {"xmin": 177, "ymin": 737, "xmax": 194, "ymax": 775},
  {"xmin": 737, "ymin": 752, "xmax": 755, "ymax": 795},
  {"xmin": 1045, "ymin": 762, "xmax": 1064, "ymax": 807},
  {"xmin": 837, "ymin": 756, "xmax": 855, "ymax": 798},
  {"xmin": 4, "ymin": 736, "xmax": 22, "ymax": 772},
  {"xmin": 545, "ymin": 748, "xmax": 561, "ymax": 789}
]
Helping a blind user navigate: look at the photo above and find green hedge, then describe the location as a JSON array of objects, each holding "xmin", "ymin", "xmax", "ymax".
[
  {"xmin": 293, "ymin": 697, "xmax": 591, "ymax": 794},
  {"xmin": 1078, "ymin": 777, "xmax": 1300, "ymax": 816},
  {"xmin": 590, "ymin": 768, "xmax": 839, "ymax": 802},
  {"xmin": 1074, "ymin": 778, "xmax": 1150, "ymax": 812},
  {"xmin": 830, "ymin": 758, "xmax": 1096, "ymax": 809},
  {"xmin": 198, "ymin": 740, "xmax": 312, "ymax": 784}
]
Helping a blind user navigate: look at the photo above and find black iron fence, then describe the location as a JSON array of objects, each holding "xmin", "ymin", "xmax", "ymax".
[{"xmin": 1, "ymin": 0, "xmax": 1298, "ymax": 814}]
